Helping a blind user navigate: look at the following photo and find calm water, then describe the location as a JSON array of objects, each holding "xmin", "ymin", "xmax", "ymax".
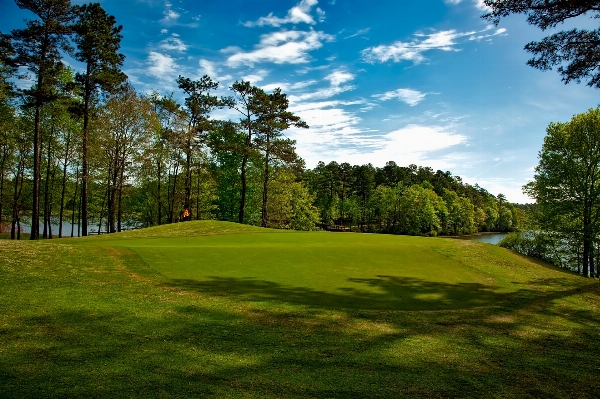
[{"xmin": 460, "ymin": 233, "xmax": 507, "ymax": 245}]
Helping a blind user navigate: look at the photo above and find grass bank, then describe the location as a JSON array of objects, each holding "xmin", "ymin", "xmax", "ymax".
[{"xmin": 1, "ymin": 221, "xmax": 599, "ymax": 398}]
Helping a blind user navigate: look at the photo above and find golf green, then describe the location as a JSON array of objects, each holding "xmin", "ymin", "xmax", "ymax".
[{"xmin": 90, "ymin": 231, "xmax": 503, "ymax": 310}]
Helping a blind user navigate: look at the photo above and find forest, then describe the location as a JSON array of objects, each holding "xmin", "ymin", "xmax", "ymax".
[{"xmin": 0, "ymin": 2, "xmax": 519, "ymax": 239}]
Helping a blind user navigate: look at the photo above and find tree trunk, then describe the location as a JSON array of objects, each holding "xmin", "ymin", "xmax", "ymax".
[
  {"xmin": 261, "ymin": 140, "xmax": 270, "ymax": 228},
  {"xmin": 31, "ymin": 104, "xmax": 41, "ymax": 240},
  {"xmin": 184, "ymin": 136, "xmax": 192, "ymax": 221},
  {"xmin": 43, "ymin": 121, "xmax": 54, "ymax": 239},
  {"xmin": 239, "ymin": 117, "xmax": 252, "ymax": 224},
  {"xmin": 0, "ymin": 146, "xmax": 8, "ymax": 229},
  {"xmin": 81, "ymin": 70, "xmax": 91, "ymax": 237},
  {"xmin": 58, "ymin": 135, "xmax": 71, "ymax": 238},
  {"xmin": 71, "ymin": 166, "xmax": 79, "ymax": 237},
  {"xmin": 196, "ymin": 172, "xmax": 200, "ymax": 220},
  {"xmin": 157, "ymin": 160, "xmax": 162, "ymax": 225},
  {"xmin": 11, "ymin": 160, "xmax": 22, "ymax": 240},
  {"xmin": 117, "ymin": 157, "xmax": 126, "ymax": 232}
]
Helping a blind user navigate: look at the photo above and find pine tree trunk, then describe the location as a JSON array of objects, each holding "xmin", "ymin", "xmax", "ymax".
[
  {"xmin": 81, "ymin": 70, "xmax": 91, "ymax": 237},
  {"xmin": 31, "ymin": 104, "xmax": 41, "ymax": 240},
  {"xmin": 261, "ymin": 139, "xmax": 270, "ymax": 228},
  {"xmin": 157, "ymin": 160, "xmax": 162, "ymax": 225},
  {"xmin": 58, "ymin": 135, "xmax": 71, "ymax": 238},
  {"xmin": 239, "ymin": 118, "xmax": 252, "ymax": 224},
  {"xmin": 71, "ymin": 166, "xmax": 79, "ymax": 237}
]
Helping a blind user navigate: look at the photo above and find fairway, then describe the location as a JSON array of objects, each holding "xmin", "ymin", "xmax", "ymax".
[
  {"xmin": 2, "ymin": 221, "xmax": 600, "ymax": 398},
  {"xmin": 94, "ymin": 232, "xmax": 488, "ymax": 310}
]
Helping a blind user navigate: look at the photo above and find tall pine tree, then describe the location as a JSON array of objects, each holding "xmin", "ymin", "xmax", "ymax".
[
  {"xmin": 72, "ymin": 2, "xmax": 126, "ymax": 236},
  {"xmin": 11, "ymin": 0, "xmax": 75, "ymax": 240}
]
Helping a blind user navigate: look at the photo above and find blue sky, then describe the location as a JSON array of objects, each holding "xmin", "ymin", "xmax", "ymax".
[{"xmin": 2, "ymin": 0, "xmax": 599, "ymax": 203}]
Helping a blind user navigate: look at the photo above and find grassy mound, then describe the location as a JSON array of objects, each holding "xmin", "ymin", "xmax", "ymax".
[
  {"xmin": 76, "ymin": 220, "xmax": 276, "ymax": 240},
  {"xmin": 1, "ymin": 221, "xmax": 599, "ymax": 398}
]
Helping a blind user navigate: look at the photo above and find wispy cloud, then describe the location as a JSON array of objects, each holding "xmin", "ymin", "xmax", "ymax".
[
  {"xmin": 224, "ymin": 29, "xmax": 334, "ymax": 67},
  {"xmin": 198, "ymin": 59, "xmax": 232, "ymax": 81},
  {"xmin": 145, "ymin": 51, "xmax": 180, "ymax": 80},
  {"xmin": 444, "ymin": 0, "xmax": 491, "ymax": 11},
  {"xmin": 362, "ymin": 26, "xmax": 504, "ymax": 64},
  {"xmin": 373, "ymin": 88, "xmax": 427, "ymax": 106},
  {"xmin": 289, "ymin": 68, "xmax": 355, "ymax": 102},
  {"xmin": 242, "ymin": 69, "xmax": 270, "ymax": 84},
  {"xmin": 261, "ymin": 80, "xmax": 318, "ymax": 92},
  {"xmin": 362, "ymin": 30, "xmax": 471, "ymax": 64},
  {"xmin": 161, "ymin": 8, "xmax": 180, "ymax": 24},
  {"xmin": 158, "ymin": 33, "xmax": 187, "ymax": 52},
  {"xmin": 344, "ymin": 28, "xmax": 370, "ymax": 40},
  {"xmin": 469, "ymin": 28, "xmax": 507, "ymax": 41},
  {"xmin": 243, "ymin": 0, "xmax": 323, "ymax": 27}
]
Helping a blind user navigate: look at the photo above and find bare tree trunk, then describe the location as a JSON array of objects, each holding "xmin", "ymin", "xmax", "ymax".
[
  {"xmin": 11, "ymin": 160, "xmax": 22, "ymax": 240},
  {"xmin": 239, "ymin": 119, "xmax": 252, "ymax": 224},
  {"xmin": 30, "ymin": 97, "xmax": 41, "ymax": 240},
  {"xmin": 81, "ymin": 69, "xmax": 91, "ymax": 237},
  {"xmin": 184, "ymin": 137, "xmax": 192, "ymax": 221},
  {"xmin": 117, "ymin": 157, "xmax": 126, "ymax": 232},
  {"xmin": 0, "ymin": 146, "xmax": 8, "ymax": 229},
  {"xmin": 71, "ymin": 166, "xmax": 79, "ymax": 237},
  {"xmin": 58, "ymin": 135, "xmax": 71, "ymax": 238},
  {"xmin": 43, "ymin": 121, "xmax": 54, "ymax": 239},
  {"xmin": 157, "ymin": 160, "xmax": 162, "ymax": 225}
]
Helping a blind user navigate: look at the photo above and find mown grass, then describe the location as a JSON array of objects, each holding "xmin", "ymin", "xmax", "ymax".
[{"xmin": 1, "ymin": 221, "xmax": 599, "ymax": 398}]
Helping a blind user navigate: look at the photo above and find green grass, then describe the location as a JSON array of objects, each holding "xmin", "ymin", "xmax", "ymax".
[{"xmin": 1, "ymin": 221, "xmax": 599, "ymax": 398}]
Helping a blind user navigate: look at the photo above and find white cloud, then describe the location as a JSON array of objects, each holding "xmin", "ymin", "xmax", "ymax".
[
  {"xmin": 145, "ymin": 51, "xmax": 179, "ymax": 80},
  {"xmin": 344, "ymin": 28, "xmax": 370, "ymax": 40},
  {"xmin": 242, "ymin": 69, "xmax": 270, "ymax": 83},
  {"xmin": 373, "ymin": 88, "xmax": 427, "ymax": 106},
  {"xmin": 362, "ymin": 26, "xmax": 504, "ymax": 64},
  {"xmin": 160, "ymin": 29, "xmax": 168, "ymax": 34},
  {"xmin": 158, "ymin": 34, "xmax": 187, "ymax": 52},
  {"xmin": 198, "ymin": 59, "xmax": 232, "ymax": 81},
  {"xmin": 469, "ymin": 28, "xmax": 507, "ymax": 41},
  {"xmin": 162, "ymin": 9, "xmax": 180, "ymax": 23},
  {"xmin": 362, "ymin": 29, "xmax": 473, "ymax": 64},
  {"xmin": 225, "ymin": 30, "xmax": 334, "ymax": 67},
  {"xmin": 290, "ymin": 85, "xmax": 355, "ymax": 102},
  {"xmin": 287, "ymin": 68, "xmax": 356, "ymax": 102},
  {"xmin": 261, "ymin": 80, "xmax": 318, "ymax": 92},
  {"xmin": 325, "ymin": 69, "xmax": 354, "ymax": 86},
  {"xmin": 444, "ymin": 0, "xmax": 491, "ymax": 11},
  {"xmin": 243, "ymin": 0, "xmax": 322, "ymax": 27},
  {"xmin": 474, "ymin": 0, "xmax": 491, "ymax": 11}
]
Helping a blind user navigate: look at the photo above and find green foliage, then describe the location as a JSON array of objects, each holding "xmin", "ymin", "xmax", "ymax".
[
  {"xmin": 484, "ymin": 0, "xmax": 600, "ymax": 88},
  {"xmin": 525, "ymin": 108, "xmax": 600, "ymax": 277}
]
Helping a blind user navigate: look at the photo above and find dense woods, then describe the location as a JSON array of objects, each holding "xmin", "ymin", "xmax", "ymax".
[{"xmin": 0, "ymin": 0, "xmax": 519, "ymax": 239}]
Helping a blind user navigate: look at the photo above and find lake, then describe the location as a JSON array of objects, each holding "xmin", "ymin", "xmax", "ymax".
[{"xmin": 459, "ymin": 233, "xmax": 508, "ymax": 245}]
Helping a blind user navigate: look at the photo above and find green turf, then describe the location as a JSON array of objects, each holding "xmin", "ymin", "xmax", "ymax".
[{"xmin": 1, "ymin": 221, "xmax": 599, "ymax": 398}]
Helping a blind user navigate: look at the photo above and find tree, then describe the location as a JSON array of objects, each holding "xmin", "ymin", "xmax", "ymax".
[
  {"xmin": 72, "ymin": 2, "xmax": 126, "ymax": 236},
  {"xmin": 228, "ymin": 80, "xmax": 261, "ymax": 224},
  {"xmin": 483, "ymin": 0, "xmax": 600, "ymax": 88},
  {"xmin": 524, "ymin": 108, "xmax": 600, "ymax": 277},
  {"xmin": 11, "ymin": 0, "xmax": 75, "ymax": 239},
  {"xmin": 95, "ymin": 85, "xmax": 157, "ymax": 233},
  {"xmin": 253, "ymin": 87, "xmax": 307, "ymax": 227},
  {"xmin": 176, "ymin": 75, "xmax": 226, "ymax": 221}
]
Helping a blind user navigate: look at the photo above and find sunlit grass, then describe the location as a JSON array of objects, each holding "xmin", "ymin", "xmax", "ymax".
[{"xmin": 1, "ymin": 221, "xmax": 599, "ymax": 398}]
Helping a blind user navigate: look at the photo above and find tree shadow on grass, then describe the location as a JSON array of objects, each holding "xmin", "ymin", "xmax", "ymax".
[
  {"xmin": 4, "ymin": 277, "xmax": 600, "ymax": 399},
  {"xmin": 167, "ymin": 275, "xmax": 534, "ymax": 311}
]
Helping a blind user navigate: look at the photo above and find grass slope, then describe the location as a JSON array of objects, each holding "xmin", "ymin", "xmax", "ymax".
[{"xmin": 1, "ymin": 221, "xmax": 599, "ymax": 398}]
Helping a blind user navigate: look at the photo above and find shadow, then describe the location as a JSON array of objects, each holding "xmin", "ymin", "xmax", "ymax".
[
  {"xmin": 3, "ymin": 244, "xmax": 600, "ymax": 398},
  {"xmin": 167, "ymin": 275, "xmax": 521, "ymax": 311}
]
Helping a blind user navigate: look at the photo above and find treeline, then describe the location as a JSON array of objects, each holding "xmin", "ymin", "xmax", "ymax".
[
  {"xmin": 303, "ymin": 161, "xmax": 518, "ymax": 236},
  {"xmin": 0, "ymin": 0, "xmax": 517, "ymax": 239}
]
